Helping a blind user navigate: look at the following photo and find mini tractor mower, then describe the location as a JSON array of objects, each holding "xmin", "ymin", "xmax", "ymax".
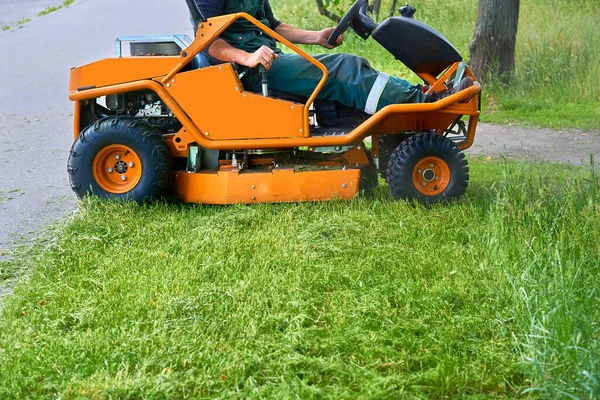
[{"xmin": 67, "ymin": 0, "xmax": 481, "ymax": 205}]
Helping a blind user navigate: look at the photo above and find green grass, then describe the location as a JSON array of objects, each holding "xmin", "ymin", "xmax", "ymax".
[
  {"xmin": 16, "ymin": 17, "xmax": 31, "ymax": 26},
  {"xmin": 279, "ymin": 0, "xmax": 600, "ymax": 130},
  {"xmin": 37, "ymin": 1, "xmax": 76, "ymax": 17},
  {"xmin": 1, "ymin": 158, "xmax": 599, "ymax": 398},
  {"xmin": 0, "ymin": 17, "xmax": 32, "ymax": 30},
  {"xmin": 37, "ymin": 6, "xmax": 61, "ymax": 17}
]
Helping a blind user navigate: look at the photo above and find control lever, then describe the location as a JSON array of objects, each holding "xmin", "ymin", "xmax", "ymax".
[{"xmin": 259, "ymin": 65, "xmax": 269, "ymax": 97}]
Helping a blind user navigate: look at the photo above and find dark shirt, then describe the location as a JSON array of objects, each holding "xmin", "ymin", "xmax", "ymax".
[
  {"xmin": 195, "ymin": 0, "xmax": 281, "ymax": 29},
  {"xmin": 194, "ymin": 0, "xmax": 282, "ymax": 56}
]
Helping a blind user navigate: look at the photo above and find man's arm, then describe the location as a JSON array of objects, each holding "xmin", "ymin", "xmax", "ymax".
[
  {"xmin": 274, "ymin": 23, "xmax": 343, "ymax": 48},
  {"xmin": 207, "ymin": 22, "xmax": 342, "ymax": 69},
  {"xmin": 198, "ymin": 0, "xmax": 340, "ymax": 69},
  {"xmin": 208, "ymin": 40, "xmax": 279, "ymax": 70}
]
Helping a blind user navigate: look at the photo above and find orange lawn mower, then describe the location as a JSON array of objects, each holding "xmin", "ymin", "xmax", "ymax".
[{"xmin": 67, "ymin": 0, "xmax": 481, "ymax": 205}]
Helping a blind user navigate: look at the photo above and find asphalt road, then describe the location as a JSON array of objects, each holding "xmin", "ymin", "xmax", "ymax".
[{"xmin": 0, "ymin": 0, "xmax": 192, "ymax": 252}]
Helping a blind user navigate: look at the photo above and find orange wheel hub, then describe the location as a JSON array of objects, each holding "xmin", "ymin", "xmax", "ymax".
[
  {"xmin": 93, "ymin": 145, "xmax": 142, "ymax": 194},
  {"xmin": 412, "ymin": 156, "xmax": 450, "ymax": 196}
]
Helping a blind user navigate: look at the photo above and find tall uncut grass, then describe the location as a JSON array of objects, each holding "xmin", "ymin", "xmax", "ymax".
[
  {"xmin": 1, "ymin": 159, "xmax": 598, "ymax": 398},
  {"xmin": 279, "ymin": 0, "xmax": 600, "ymax": 129}
]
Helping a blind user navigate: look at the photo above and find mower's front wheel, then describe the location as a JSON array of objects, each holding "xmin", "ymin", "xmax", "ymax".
[
  {"xmin": 67, "ymin": 117, "xmax": 172, "ymax": 203},
  {"xmin": 385, "ymin": 133, "xmax": 469, "ymax": 204}
]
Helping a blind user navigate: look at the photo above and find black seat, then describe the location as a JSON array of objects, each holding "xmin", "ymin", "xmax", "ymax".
[{"xmin": 372, "ymin": 17, "xmax": 462, "ymax": 76}]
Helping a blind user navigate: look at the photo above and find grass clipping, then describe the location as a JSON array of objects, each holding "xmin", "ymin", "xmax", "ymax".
[{"xmin": 0, "ymin": 158, "xmax": 599, "ymax": 398}]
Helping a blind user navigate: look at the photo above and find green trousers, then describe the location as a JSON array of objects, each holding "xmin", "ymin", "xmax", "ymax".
[{"xmin": 242, "ymin": 53, "xmax": 427, "ymax": 114}]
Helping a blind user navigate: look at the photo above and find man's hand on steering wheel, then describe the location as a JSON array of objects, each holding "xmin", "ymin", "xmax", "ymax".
[
  {"xmin": 316, "ymin": 27, "xmax": 344, "ymax": 49},
  {"xmin": 326, "ymin": 0, "xmax": 366, "ymax": 47}
]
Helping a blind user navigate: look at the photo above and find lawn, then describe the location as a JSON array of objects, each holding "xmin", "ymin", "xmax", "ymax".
[{"xmin": 1, "ymin": 158, "xmax": 599, "ymax": 398}]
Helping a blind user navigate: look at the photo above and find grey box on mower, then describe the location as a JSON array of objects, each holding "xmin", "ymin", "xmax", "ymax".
[{"xmin": 129, "ymin": 42, "xmax": 181, "ymax": 56}]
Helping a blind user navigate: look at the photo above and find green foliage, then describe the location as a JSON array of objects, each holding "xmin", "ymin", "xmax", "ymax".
[
  {"xmin": 298, "ymin": 0, "xmax": 600, "ymax": 129},
  {"xmin": 37, "ymin": 1, "xmax": 75, "ymax": 17},
  {"xmin": 16, "ymin": 17, "xmax": 31, "ymax": 26},
  {"xmin": 37, "ymin": 6, "xmax": 61, "ymax": 17},
  {"xmin": 1, "ymin": 159, "xmax": 599, "ymax": 398}
]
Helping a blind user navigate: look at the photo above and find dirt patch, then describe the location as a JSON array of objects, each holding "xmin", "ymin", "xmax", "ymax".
[{"xmin": 468, "ymin": 123, "xmax": 599, "ymax": 166}]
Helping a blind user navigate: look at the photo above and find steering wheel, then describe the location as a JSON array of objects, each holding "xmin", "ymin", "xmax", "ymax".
[{"xmin": 327, "ymin": 0, "xmax": 368, "ymax": 47}]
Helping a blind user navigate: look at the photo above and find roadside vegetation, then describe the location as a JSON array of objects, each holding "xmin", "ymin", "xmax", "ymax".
[
  {"xmin": 1, "ymin": 0, "xmax": 74, "ymax": 31},
  {"xmin": 1, "ymin": 159, "xmax": 599, "ymax": 398},
  {"xmin": 1, "ymin": 18, "xmax": 30, "ymax": 32},
  {"xmin": 37, "ymin": 0, "xmax": 75, "ymax": 17},
  {"xmin": 281, "ymin": 0, "xmax": 600, "ymax": 130}
]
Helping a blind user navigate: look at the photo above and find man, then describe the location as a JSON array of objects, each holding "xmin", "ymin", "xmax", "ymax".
[{"xmin": 193, "ymin": 0, "xmax": 469, "ymax": 114}]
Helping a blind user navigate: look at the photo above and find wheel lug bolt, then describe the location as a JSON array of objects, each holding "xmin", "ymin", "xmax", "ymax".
[
  {"xmin": 121, "ymin": 175, "xmax": 127, "ymax": 181},
  {"xmin": 107, "ymin": 167, "xmax": 113, "ymax": 173},
  {"xmin": 429, "ymin": 164, "xmax": 434, "ymax": 168},
  {"xmin": 422, "ymin": 182, "xmax": 427, "ymax": 186},
  {"xmin": 129, "ymin": 162, "xmax": 134, "ymax": 167},
  {"xmin": 115, "ymin": 154, "xmax": 121, "ymax": 160},
  {"xmin": 418, "ymin": 169, "xmax": 422, "ymax": 173}
]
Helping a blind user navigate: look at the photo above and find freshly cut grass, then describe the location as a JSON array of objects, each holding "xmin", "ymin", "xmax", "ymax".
[{"xmin": 0, "ymin": 158, "xmax": 598, "ymax": 398}]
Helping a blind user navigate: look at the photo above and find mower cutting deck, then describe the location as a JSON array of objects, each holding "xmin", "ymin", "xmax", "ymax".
[{"xmin": 67, "ymin": 0, "xmax": 481, "ymax": 205}]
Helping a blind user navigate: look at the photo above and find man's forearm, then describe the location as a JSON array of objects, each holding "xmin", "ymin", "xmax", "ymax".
[
  {"xmin": 208, "ymin": 38, "xmax": 279, "ymax": 69},
  {"xmin": 274, "ymin": 23, "xmax": 321, "ymax": 45},
  {"xmin": 208, "ymin": 38, "xmax": 251, "ymax": 65}
]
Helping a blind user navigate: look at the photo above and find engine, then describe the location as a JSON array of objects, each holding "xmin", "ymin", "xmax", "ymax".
[{"xmin": 104, "ymin": 91, "xmax": 180, "ymax": 132}]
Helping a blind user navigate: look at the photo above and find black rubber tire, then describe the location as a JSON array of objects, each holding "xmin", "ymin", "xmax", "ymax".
[
  {"xmin": 378, "ymin": 133, "xmax": 412, "ymax": 178},
  {"xmin": 67, "ymin": 117, "xmax": 172, "ymax": 203},
  {"xmin": 385, "ymin": 133, "xmax": 469, "ymax": 204}
]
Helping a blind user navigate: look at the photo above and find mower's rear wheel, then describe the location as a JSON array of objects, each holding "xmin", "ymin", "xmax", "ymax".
[
  {"xmin": 385, "ymin": 133, "xmax": 469, "ymax": 204},
  {"xmin": 67, "ymin": 117, "xmax": 172, "ymax": 203}
]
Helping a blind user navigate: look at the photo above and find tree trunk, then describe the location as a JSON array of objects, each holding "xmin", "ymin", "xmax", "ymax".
[
  {"xmin": 469, "ymin": 0, "xmax": 520, "ymax": 83},
  {"xmin": 371, "ymin": 0, "xmax": 382, "ymax": 20},
  {"xmin": 314, "ymin": 0, "xmax": 341, "ymax": 23}
]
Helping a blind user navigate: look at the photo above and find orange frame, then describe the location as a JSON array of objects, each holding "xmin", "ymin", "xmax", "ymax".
[{"xmin": 69, "ymin": 12, "xmax": 481, "ymax": 150}]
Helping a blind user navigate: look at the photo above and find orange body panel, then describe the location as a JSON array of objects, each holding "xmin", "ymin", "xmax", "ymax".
[
  {"xmin": 69, "ymin": 57, "xmax": 179, "ymax": 92},
  {"xmin": 167, "ymin": 65, "xmax": 304, "ymax": 140},
  {"xmin": 175, "ymin": 168, "xmax": 360, "ymax": 204}
]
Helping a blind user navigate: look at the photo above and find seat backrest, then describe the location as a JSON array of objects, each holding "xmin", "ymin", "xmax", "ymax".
[{"xmin": 372, "ymin": 17, "xmax": 462, "ymax": 76}]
